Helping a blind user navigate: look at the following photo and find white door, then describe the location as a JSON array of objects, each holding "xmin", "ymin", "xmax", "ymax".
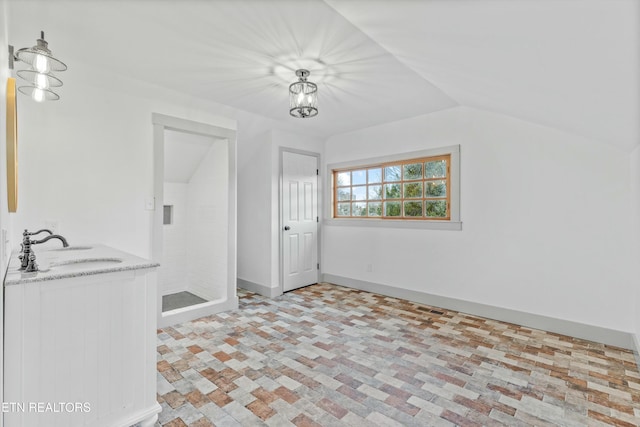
[{"xmin": 282, "ymin": 151, "xmax": 318, "ymax": 292}]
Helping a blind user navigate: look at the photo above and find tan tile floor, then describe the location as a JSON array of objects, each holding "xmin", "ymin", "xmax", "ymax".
[{"xmin": 155, "ymin": 284, "xmax": 640, "ymax": 426}]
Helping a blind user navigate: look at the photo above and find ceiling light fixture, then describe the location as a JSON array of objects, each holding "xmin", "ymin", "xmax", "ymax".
[
  {"xmin": 289, "ymin": 69, "xmax": 318, "ymax": 118},
  {"xmin": 9, "ymin": 31, "xmax": 67, "ymax": 102}
]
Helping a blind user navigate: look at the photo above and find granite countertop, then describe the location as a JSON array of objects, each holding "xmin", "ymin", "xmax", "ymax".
[{"xmin": 4, "ymin": 244, "xmax": 159, "ymax": 286}]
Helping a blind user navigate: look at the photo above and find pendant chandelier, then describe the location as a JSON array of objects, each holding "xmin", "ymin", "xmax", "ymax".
[
  {"xmin": 11, "ymin": 31, "xmax": 67, "ymax": 102},
  {"xmin": 289, "ymin": 69, "xmax": 318, "ymax": 118}
]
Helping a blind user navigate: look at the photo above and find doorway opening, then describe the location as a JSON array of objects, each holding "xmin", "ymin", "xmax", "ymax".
[{"xmin": 152, "ymin": 114, "xmax": 238, "ymax": 327}]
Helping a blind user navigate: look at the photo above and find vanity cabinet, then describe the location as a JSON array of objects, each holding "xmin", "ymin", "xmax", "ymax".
[{"xmin": 3, "ymin": 245, "xmax": 161, "ymax": 427}]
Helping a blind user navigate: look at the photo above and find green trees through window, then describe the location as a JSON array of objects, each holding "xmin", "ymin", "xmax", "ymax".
[{"xmin": 333, "ymin": 155, "xmax": 450, "ymax": 220}]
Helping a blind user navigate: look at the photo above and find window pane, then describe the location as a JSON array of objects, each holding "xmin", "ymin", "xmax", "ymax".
[
  {"xmin": 352, "ymin": 186, "xmax": 366, "ymax": 201},
  {"xmin": 352, "ymin": 202, "xmax": 367, "ymax": 216},
  {"xmin": 425, "ymin": 200, "xmax": 447, "ymax": 217},
  {"xmin": 337, "ymin": 171, "xmax": 351, "ymax": 186},
  {"xmin": 404, "ymin": 182, "xmax": 422, "ymax": 198},
  {"xmin": 352, "ymin": 170, "xmax": 366, "ymax": 186},
  {"xmin": 337, "ymin": 188, "xmax": 351, "ymax": 201},
  {"xmin": 425, "ymin": 160, "xmax": 446, "ymax": 178},
  {"xmin": 368, "ymin": 168, "xmax": 382, "ymax": 184},
  {"xmin": 368, "ymin": 185, "xmax": 382, "ymax": 200},
  {"xmin": 384, "ymin": 165, "xmax": 401, "ymax": 182},
  {"xmin": 368, "ymin": 202, "xmax": 382, "ymax": 217},
  {"xmin": 425, "ymin": 180, "xmax": 446, "ymax": 197},
  {"xmin": 384, "ymin": 183, "xmax": 401, "ymax": 199},
  {"xmin": 404, "ymin": 201, "xmax": 423, "ymax": 217},
  {"xmin": 403, "ymin": 163, "xmax": 423, "ymax": 180},
  {"xmin": 337, "ymin": 203, "xmax": 351, "ymax": 216},
  {"xmin": 332, "ymin": 153, "xmax": 452, "ymax": 221},
  {"xmin": 384, "ymin": 201, "xmax": 401, "ymax": 217}
]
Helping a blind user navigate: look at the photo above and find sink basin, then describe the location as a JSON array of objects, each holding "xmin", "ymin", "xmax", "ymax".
[
  {"xmin": 50, "ymin": 246, "xmax": 93, "ymax": 251},
  {"xmin": 49, "ymin": 258, "xmax": 123, "ymax": 271}
]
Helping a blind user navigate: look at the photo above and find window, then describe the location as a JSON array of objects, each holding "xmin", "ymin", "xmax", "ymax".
[{"xmin": 333, "ymin": 154, "xmax": 450, "ymax": 220}]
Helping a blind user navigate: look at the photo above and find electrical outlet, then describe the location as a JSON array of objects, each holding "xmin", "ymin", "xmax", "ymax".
[{"xmin": 366, "ymin": 263, "xmax": 373, "ymax": 272}]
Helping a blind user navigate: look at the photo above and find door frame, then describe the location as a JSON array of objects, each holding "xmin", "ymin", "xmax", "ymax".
[
  {"xmin": 279, "ymin": 147, "xmax": 321, "ymax": 294},
  {"xmin": 151, "ymin": 113, "xmax": 238, "ymax": 327}
]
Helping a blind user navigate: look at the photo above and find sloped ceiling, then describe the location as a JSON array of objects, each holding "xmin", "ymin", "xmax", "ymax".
[
  {"xmin": 325, "ymin": 0, "xmax": 640, "ymax": 150},
  {"xmin": 7, "ymin": 0, "xmax": 639, "ymax": 149},
  {"xmin": 164, "ymin": 130, "xmax": 217, "ymax": 184}
]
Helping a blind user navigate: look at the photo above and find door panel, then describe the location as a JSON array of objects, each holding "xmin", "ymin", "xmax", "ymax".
[
  {"xmin": 304, "ymin": 182, "xmax": 313, "ymax": 221},
  {"xmin": 289, "ymin": 182, "xmax": 299, "ymax": 221},
  {"xmin": 303, "ymin": 232, "xmax": 314, "ymax": 271},
  {"xmin": 288, "ymin": 234, "xmax": 299, "ymax": 275},
  {"xmin": 283, "ymin": 152, "xmax": 318, "ymax": 292}
]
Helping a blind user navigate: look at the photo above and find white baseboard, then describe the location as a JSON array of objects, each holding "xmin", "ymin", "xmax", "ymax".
[
  {"xmin": 632, "ymin": 333, "xmax": 640, "ymax": 371},
  {"xmin": 322, "ymin": 274, "xmax": 636, "ymax": 351},
  {"xmin": 237, "ymin": 278, "xmax": 282, "ymax": 298}
]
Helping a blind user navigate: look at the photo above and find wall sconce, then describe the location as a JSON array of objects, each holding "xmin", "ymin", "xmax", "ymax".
[
  {"xmin": 9, "ymin": 31, "xmax": 67, "ymax": 102},
  {"xmin": 289, "ymin": 69, "xmax": 318, "ymax": 118}
]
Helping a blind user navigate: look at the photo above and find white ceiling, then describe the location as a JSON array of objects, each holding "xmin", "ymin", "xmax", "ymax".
[
  {"xmin": 7, "ymin": 0, "xmax": 639, "ymax": 149},
  {"xmin": 164, "ymin": 130, "xmax": 216, "ymax": 184},
  {"xmin": 326, "ymin": 0, "xmax": 640, "ymax": 150}
]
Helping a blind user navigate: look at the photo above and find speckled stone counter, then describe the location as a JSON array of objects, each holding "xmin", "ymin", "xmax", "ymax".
[{"xmin": 4, "ymin": 244, "xmax": 159, "ymax": 286}]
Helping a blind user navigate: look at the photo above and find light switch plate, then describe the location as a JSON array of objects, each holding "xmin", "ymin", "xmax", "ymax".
[{"xmin": 145, "ymin": 197, "xmax": 156, "ymax": 211}]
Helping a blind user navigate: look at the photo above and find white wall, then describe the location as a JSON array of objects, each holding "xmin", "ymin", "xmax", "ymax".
[
  {"xmin": 186, "ymin": 140, "xmax": 228, "ymax": 301},
  {"xmin": 237, "ymin": 130, "xmax": 272, "ymax": 288},
  {"xmin": 631, "ymin": 145, "xmax": 640, "ymax": 346},
  {"xmin": 160, "ymin": 182, "xmax": 188, "ymax": 295},
  {"xmin": 269, "ymin": 130, "xmax": 324, "ymax": 289},
  {"xmin": 0, "ymin": 0, "xmax": 9, "ymax": 421},
  {"xmin": 237, "ymin": 128, "xmax": 324, "ymax": 295},
  {"xmin": 323, "ymin": 106, "xmax": 635, "ymax": 333},
  {"xmin": 8, "ymin": 51, "xmax": 303, "ymax": 262},
  {"xmin": 6, "ymin": 7, "xmax": 323, "ymax": 305},
  {"xmin": 0, "ymin": 0, "xmax": 13, "ymax": 268}
]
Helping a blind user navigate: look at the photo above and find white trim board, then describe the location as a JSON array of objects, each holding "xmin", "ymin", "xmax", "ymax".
[
  {"xmin": 238, "ymin": 278, "xmax": 282, "ymax": 298},
  {"xmin": 324, "ymin": 144, "xmax": 461, "ymax": 231},
  {"xmin": 152, "ymin": 113, "xmax": 238, "ymax": 327},
  {"xmin": 633, "ymin": 334, "xmax": 640, "ymax": 373},
  {"xmin": 322, "ymin": 274, "xmax": 636, "ymax": 351},
  {"xmin": 159, "ymin": 297, "xmax": 238, "ymax": 329}
]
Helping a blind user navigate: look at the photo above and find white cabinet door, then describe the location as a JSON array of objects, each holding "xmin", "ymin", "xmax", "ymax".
[{"xmin": 282, "ymin": 152, "xmax": 318, "ymax": 292}]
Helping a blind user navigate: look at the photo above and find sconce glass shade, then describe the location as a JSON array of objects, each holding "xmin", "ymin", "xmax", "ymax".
[
  {"xmin": 13, "ymin": 31, "xmax": 66, "ymax": 102},
  {"xmin": 16, "ymin": 70, "xmax": 63, "ymax": 89},
  {"xmin": 17, "ymin": 86, "xmax": 60, "ymax": 102},
  {"xmin": 14, "ymin": 33, "xmax": 67, "ymax": 73},
  {"xmin": 289, "ymin": 69, "xmax": 318, "ymax": 118}
]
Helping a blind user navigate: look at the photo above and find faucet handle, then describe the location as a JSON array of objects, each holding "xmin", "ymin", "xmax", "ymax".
[
  {"xmin": 25, "ymin": 229, "xmax": 53, "ymax": 237},
  {"xmin": 25, "ymin": 252, "xmax": 38, "ymax": 273}
]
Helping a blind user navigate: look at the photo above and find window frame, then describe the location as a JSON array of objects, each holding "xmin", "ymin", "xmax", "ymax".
[{"xmin": 325, "ymin": 145, "xmax": 461, "ymax": 231}]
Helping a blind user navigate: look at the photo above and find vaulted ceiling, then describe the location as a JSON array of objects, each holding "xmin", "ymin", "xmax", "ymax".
[
  {"xmin": 164, "ymin": 130, "xmax": 218, "ymax": 184},
  {"xmin": 7, "ymin": 0, "xmax": 639, "ymax": 150}
]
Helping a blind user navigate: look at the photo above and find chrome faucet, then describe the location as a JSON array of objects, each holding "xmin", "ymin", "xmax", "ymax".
[
  {"xmin": 25, "ymin": 229, "xmax": 53, "ymax": 238},
  {"xmin": 18, "ymin": 229, "xmax": 69, "ymax": 271},
  {"xmin": 31, "ymin": 234, "xmax": 69, "ymax": 248},
  {"xmin": 19, "ymin": 229, "xmax": 52, "ymax": 270}
]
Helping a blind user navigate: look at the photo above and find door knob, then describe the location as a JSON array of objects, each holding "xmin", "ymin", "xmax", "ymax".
[{"xmin": 284, "ymin": 226, "xmax": 290, "ymax": 231}]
